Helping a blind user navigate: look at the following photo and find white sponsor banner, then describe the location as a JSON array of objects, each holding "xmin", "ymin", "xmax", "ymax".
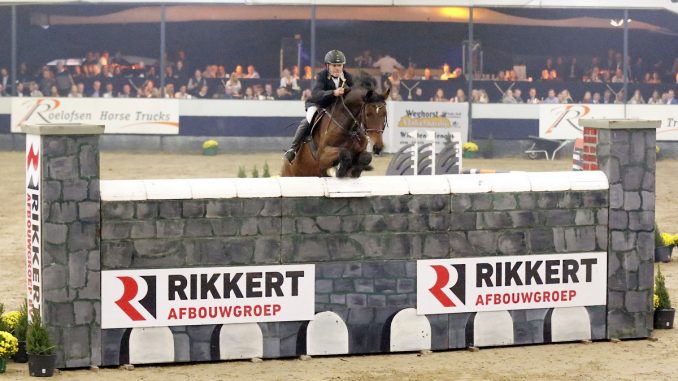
[
  {"xmin": 102, "ymin": 264, "xmax": 315, "ymax": 329},
  {"xmin": 417, "ymin": 252, "xmax": 607, "ymax": 315},
  {"xmin": 25, "ymin": 134, "xmax": 43, "ymax": 318},
  {"xmin": 11, "ymin": 97, "xmax": 179, "ymax": 134},
  {"xmin": 539, "ymin": 104, "xmax": 678, "ymax": 141},
  {"xmin": 385, "ymin": 101, "xmax": 468, "ymax": 153}
]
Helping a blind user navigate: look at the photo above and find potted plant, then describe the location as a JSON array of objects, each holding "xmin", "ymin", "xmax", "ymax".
[
  {"xmin": 0, "ymin": 330, "xmax": 18, "ymax": 373},
  {"xmin": 8, "ymin": 301, "xmax": 28, "ymax": 363},
  {"xmin": 202, "ymin": 139, "xmax": 219, "ymax": 156},
  {"xmin": 654, "ymin": 225, "xmax": 675, "ymax": 263},
  {"xmin": 26, "ymin": 310, "xmax": 56, "ymax": 377},
  {"xmin": 462, "ymin": 142, "xmax": 479, "ymax": 158},
  {"xmin": 654, "ymin": 266, "xmax": 675, "ymax": 329}
]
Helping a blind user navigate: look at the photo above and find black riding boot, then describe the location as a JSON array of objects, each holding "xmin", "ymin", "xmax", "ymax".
[{"xmin": 284, "ymin": 119, "xmax": 311, "ymax": 163}]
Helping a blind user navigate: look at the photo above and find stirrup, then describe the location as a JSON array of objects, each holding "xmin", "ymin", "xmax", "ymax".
[{"xmin": 284, "ymin": 149, "xmax": 296, "ymax": 163}]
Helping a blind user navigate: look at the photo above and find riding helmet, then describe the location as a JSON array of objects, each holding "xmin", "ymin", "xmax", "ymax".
[{"xmin": 324, "ymin": 50, "xmax": 347, "ymax": 65}]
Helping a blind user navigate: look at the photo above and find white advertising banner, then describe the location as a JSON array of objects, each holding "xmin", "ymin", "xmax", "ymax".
[
  {"xmin": 11, "ymin": 97, "xmax": 179, "ymax": 134},
  {"xmin": 417, "ymin": 252, "xmax": 607, "ymax": 315},
  {"xmin": 539, "ymin": 104, "xmax": 678, "ymax": 141},
  {"xmin": 25, "ymin": 134, "xmax": 43, "ymax": 318},
  {"xmin": 385, "ymin": 101, "xmax": 468, "ymax": 153},
  {"xmin": 102, "ymin": 264, "xmax": 315, "ymax": 329}
]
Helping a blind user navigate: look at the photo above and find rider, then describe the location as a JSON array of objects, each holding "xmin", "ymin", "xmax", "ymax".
[{"xmin": 284, "ymin": 49, "xmax": 354, "ymax": 163}]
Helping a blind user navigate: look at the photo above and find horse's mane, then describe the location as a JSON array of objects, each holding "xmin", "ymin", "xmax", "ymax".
[{"xmin": 350, "ymin": 72, "xmax": 385, "ymax": 103}]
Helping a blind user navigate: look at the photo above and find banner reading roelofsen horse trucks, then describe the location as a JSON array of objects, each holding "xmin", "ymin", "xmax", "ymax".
[
  {"xmin": 101, "ymin": 265, "xmax": 315, "ymax": 329},
  {"xmin": 417, "ymin": 252, "xmax": 607, "ymax": 315},
  {"xmin": 11, "ymin": 97, "xmax": 179, "ymax": 134}
]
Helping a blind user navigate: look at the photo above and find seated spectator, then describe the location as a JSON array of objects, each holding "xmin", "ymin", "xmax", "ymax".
[
  {"xmin": 49, "ymin": 85, "xmax": 59, "ymax": 97},
  {"xmin": 259, "ymin": 83, "xmax": 276, "ymax": 100},
  {"xmin": 589, "ymin": 67, "xmax": 603, "ymax": 83},
  {"xmin": 0, "ymin": 83, "xmax": 5, "ymax": 96},
  {"xmin": 279, "ymin": 69, "xmax": 300, "ymax": 91},
  {"xmin": 421, "ymin": 68, "xmax": 433, "ymax": 80},
  {"xmin": 164, "ymin": 83, "xmax": 175, "ymax": 98},
  {"xmin": 232, "ymin": 65, "xmax": 245, "ymax": 79},
  {"xmin": 174, "ymin": 85, "xmax": 192, "ymax": 99},
  {"xmin": 386, "ymin": 69, "xmax": 401, "ymax": 89},
  {"xmin": 592, "ymin": 92, "xmax": 602, "ymax": 104},
  {"xmin": 243, "ymin": 86, "xmax": 255, "ymax": 100},
  {"xmin": 501, "ymin": 89, "xmax": 516, "ymax": 103},
  {"xmin": 354, "ymin": 50, "xmax": 374, "ymax": 68},
  {"xmin": 667, "ymin": 90, "xmax": 678, "ymax": 104},
  {"xmin": 139, "ymin": 79, "xmax": 159, "ymax": 98},
  {"xmin": 246, "ymin": 65, "xmax": 260, "ymax": 79},
  {"xmin": 187, "ymin": 69, "xmax": 206, "ymax": 95},
  {"xmin": 174, "ymin": 60, "xmax": 187, "ymax": 83},
  {"xmin": 440, "ymin": 64, "xmax": 455, "ymax": 80},
  {"xmin": 195, "ymin": 84, "xmax": 210, "ymax": 99},
  {"xmin": 102, "ymin": 82, "xmax": 115, "ymax": 98},
  {"xmin": 29, "ymin": 82, "xmax": 43, "ymax": 97},
  {"xmin": 412, "ymin": 87, "xmax": 426, "ymax": 101},
  {"xmin": 628, "ymin": 89, "xmax": 644, "ymax": 104},
  {"xmin": 226, "ymin": 74, "xmax": 242, "ymax": 95},
  {"xmin": 614, "ymin": 90, "xmax": 626, "ymax": 104},
  {"xmin": 603, "ymin": 90, "xmax": 613, "ymax": 104},
  {"xmin": 303, "ymin": 66, "xmax": 313, "ymax": 80},
  {"xmin": 216, "ymin": 65, "xmax": 227, "ymax": 78},
  {"xmin": 525, "ymin": 88, "xmax": 540, "ymax": 104},
  {"xmin": 389, "ymin": 86, "xmax": 403, "ymax": 101},
  {"xmin": 430, "ymin": 88, "xmax": 446, "ymax": 102},
  {"xmin": 581, "ymin": 91, "xmax": 593, "ymax": 104},
  {"xmin": 90, "ymin": 80, "xmax": 102, "ymax": 97},
  {"xmin": 558, "ymin": 89, "xmax": 573, "ymax": 104},
  {"xmin": 300, "ymin": 88, "xmax": 312, "ymax": 102},
  {"xmin": 403, "ymin": 65, "xmax": 416, "ymax": 80},
  {"xmin": 118, "ymin": 84, "xmax": 133, "ymax": 98},
  {"xmin": 450, "ymin": 89, "xmax": 466, "ymax": 103},
  {"xmin": 543, "ymin": 89, "xmax": 559, "ymax": 104},
  {"xmin": 549, "ymin": 70, "xmax": 560, "ymax": 81},
  {"xmin": 611, "ymin": 68, "xmax": 624, "ymax": 83},
  {"xmin": 16, "ymin": 82, "xmax": 26, "ymax": 97},
  {"xmin": 478, "ymin": 89, "xmax": 489, "ymax": 103},
  {"xmin": 540, "ymin": 69, "xmax": 550, "ymax": 81},
  {"xmin": 76, "ymin": 83, "xmax": 85, "ymax": 97},
  {"xmin": 292, "ymin": 65, "xmax": 301, "ymax": 80},
  {"xmin": 513, "ymin": 88, "xmax": 524, "ymax": 103},
  {"xmin": 647, "ymin": 90, "xmax": 662, "ymax": 104},
  {"xmin": 648, "ymin": 72, "xmax": 662, "ymax": 84}
]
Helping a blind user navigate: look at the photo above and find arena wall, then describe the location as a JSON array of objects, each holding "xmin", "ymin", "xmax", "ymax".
[{"xmin": 25, "ymin": 119, "xmax": 657, "ymax": 368}]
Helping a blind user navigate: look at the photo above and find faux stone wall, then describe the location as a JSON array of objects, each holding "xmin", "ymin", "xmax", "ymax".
[
  {"xmin": 99, "ymin": 190, "xmax": 608, "ymax": 364},
  {"xmin": 40, "ymin": 135, "xmax": 101, "ymax": 368},
  {"xmin": 593, "ymin": 127, "xmax": 656, "ymax": 339}
]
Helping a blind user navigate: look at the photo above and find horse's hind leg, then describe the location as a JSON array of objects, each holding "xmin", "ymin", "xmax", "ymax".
[{"xmin": 335, "ymin": 150, "xmax": 352, "ymax": 178}]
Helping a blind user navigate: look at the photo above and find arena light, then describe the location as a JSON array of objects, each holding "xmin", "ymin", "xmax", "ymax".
[
  {"xmin": 610, "ymin": 18, "xmax": 632, "ymax": 27},
  {"xmin": 439, "ymin": 7, "xmax": 469, "ymax": 19}
]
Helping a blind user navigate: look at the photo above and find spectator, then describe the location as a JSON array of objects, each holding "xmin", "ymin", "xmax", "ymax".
[
  {"xmin": 567, "ymin": 57, "xmax": 581, "ymax": 81},
  {"xmin": 478, "ymin": 89, "xmax": 489, "ymax": 103},
  {"xmin": 421, "ymin": 68, "xmax": 433, "ymax": 80},
  {"xmin": 303, "ymin": 66, "xmax": 313, "ymax": 80},
  {"xmin": 450, "ymin": 89, "xmax": 466, "ymax": 103},
  {"xmin": 628, "ymin": 89, "xmax": 645, "ymax": 104},
  {"xmin": 102, "ymin": 82, "xmax": 115, "ymax": 98},
  {"xmin": 603, "ymin": 90, "xmax": 613, "ymax": 104},
  {"xmin": 291, "ymin": 65, "xmax": 301, "ymax": 80},
  {"xmin": 187, "ymin": 69, "xmax": 206, "ymax": 95},
  {"xmin": 389, "ymin": 86, "xmax": 403, "ymax": 101},
  {"xmin": 614, "ymin": 89, "xmax": 625, "ymax": 104},
  {"xmin": 412, "ymin": 87, "xmax": 425, "ymax": 101},
  {"xmin": 403, "ymin": 65, "xmax": 416, "ymax": 80},
  {"xmin": 243, "ymin": 86, "xmax": 255, "ymax": 100},
  {"xmin": 0, "ymin": 84, "xmax": 4, "ymax": 96},
  {"xmin": 386, "ymin": 69, "xmax": 401, "ymax": 89},
  {"xmin": 164, "ymin": 83, "xmax": 175, "ymax": 98},
  {"xmin": 372, "ymin": 53, "xmax": 403, "ymax": 77},
  {"xmin": 526, "ymin": 88, "xmax": 540, "ymax": 104},
  {"xmin": 39, "ymin": 68, "xmax": 55, "ymax": 96},
  {"xmin": 118, "ymin": 84, "xmax": 133, "ymax": 98},
  {"xmin": 543, "ymin": 89, "xmax": 559, "ymax": 104},
  {"xmin": 648, "ymin": 90, "xmax": 662, "ymax": 104},
  {"xmin": 49, "ymin": 85, "xmax": 59, "ymax": 97},
  {"xmin": 15, "ymin": 82, "xmax": 25, "ymax": 97},
  {"xmin": 195, "ymin": 84, "xmax": 209, "ymax": 99},
  {"xmin": 440, "ymin": 64, "xmax": 454, "ymax": 80},
  {"xmin": 559, "ymin": 89, "xmax": 573, "ymax": 104},
  {"xmin": 501, "ymin": 89, "xmax": 516, "ymax": 103},
  {"xmin": 246, "ymin": 65, "xmax": 260, "ymax": 79},
  {"xmin": 76, "ymin": 83, "xmax": 85, "ymax": 97},
  {"xmin": 174, "ymin": 85, "xmax": 192, "ymax": 99},
  {"xmin": 581, "ymin": 91, "xmax": 593, "ymax": 104},
  {"xmin": 72, "ymin": 65, "xmax": 83, "ymax": 84},
  {"xmin": 542, "ymin": 57, "xmax": 555, "ymax": 77},
  {"xmin": 540, "ymin": 69, "xmax": 550, "ymax": 81},
  {"xmin": 279, "ymin": 69, "xmax": 300, "ymax": 93},
  {"xmin": 667, "ymin": 90, "xmax": 678, "ymax": 104},
  {"xmin": 0, "ymin": 68, "xmax": 9, "ymax": 93},
  {"xmin": 549, "ymin": 70, "xmax": 559, "ymax": 81},
  {"xmin": 430, "ymin": 88, "xmax": 446, "ymax": 102},
  {"xmin": 513, "ymin": 88, "xmax": 524, "ymax": 103},
  {"xmin": 226, "ymin": 75, "xmax": 242, "ymax": 95},
  {"xmin": 259, "ymin": 83, "xmax": 276, "ymax": 100},
  {"xmin": 66, "ymin": 84, "xmax": 78, "ymax": 97},
  {"xmin": 354, "ymin": 50, "xmax": 374, "ymax": 68},
  {"xmin": 90, "ymin": 80, "xmax": 102, "ymax": 97},
  {"xmin": 592, "ymin": 92, "xmax": 602, "ymax": 104},
  {"xmin": 611, "ymin": 68, "xmax": 624, "ymax": 83},
  {"xmin": 29, "ymin": 82, "xmax": 43, "ymax": 97}
]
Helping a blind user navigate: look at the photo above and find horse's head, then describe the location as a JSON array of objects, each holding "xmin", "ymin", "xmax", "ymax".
[{"xmin": 361, "ymin": 87, "xmax": 389, "ymax": 155}]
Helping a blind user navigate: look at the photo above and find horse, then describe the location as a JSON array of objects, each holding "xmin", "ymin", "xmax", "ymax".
[{"xmin": 281, "ymin": 83, "xmax": 390, "ymax": 178}]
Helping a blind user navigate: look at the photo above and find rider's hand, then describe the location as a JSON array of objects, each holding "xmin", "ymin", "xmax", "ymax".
[{"xmin": 333, "ymin": 87, "xmax": 345, "ymax": 97}]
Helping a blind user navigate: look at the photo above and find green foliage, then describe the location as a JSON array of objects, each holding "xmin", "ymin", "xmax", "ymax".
[
  {"xmin": 263, "ymin": 162, "xmax": 271, "ymax": 178},
  {"xmin": 251, "ymin": 165, "xmax": 259, "ymax": 178},
  {"xmin": 14, "ymin": 300, "xmax": 28, "ymax": 342},
  {"xmin": 655, "ymin": 266, "xmax": 672, "ymax": 310},
  {"xmin": 655, "ymin": 224, "xmax": 663, "ymax": 247},
  {"xmin": 0, "ymin": 304, "xmax": 8, "ymax": 333},
  {"xmin": 237, "ymin": 166, "xmax": 246, "ymax": 178},
  {"xmin": 26, "ymin": 309, "xmax": 55, "ymax": 355}
]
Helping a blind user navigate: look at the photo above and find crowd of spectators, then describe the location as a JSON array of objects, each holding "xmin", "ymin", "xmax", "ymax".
[{"xmin": 0, "ymin": 48, "xmax": 677, "ymax": 105}]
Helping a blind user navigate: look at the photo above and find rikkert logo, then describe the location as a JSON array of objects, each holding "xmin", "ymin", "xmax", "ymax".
[
  {"xmin": 115, "ymin": 276, "xmax": 157, "ymax": 321},
  {"xmin": 428, "ymin": 264, "xmax": 466, "ymax": 307}
]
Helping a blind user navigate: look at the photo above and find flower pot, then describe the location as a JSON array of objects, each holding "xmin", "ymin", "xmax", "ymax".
[
  {"xmin": 654, "ymin": 308, "xmax": 675, "ymax": 329},
  {"xmin": 202, "ymin": 147, "xmax": 218, "ymax": 156},
  {"xmin": 463, "ymin": 151, "xmax": 477, "ymax": 158},
  {"xmin": 13, "ymin": 341, "xmax": 27, "ymax": 363},
  {"xmin": 0, "ymin": 357, "xmax": 6, "ymax": 373},
  {"xmin": 655, "ymin": 245, "xmax": 673, "ymax": 263},
  {"xmin": 28, "ymin": 353, "xmax": 56, "ymax": 377}
]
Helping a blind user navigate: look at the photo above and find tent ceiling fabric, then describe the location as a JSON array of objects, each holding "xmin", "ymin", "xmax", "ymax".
[{"xmin": 28, "ymin": 5, "xmax": 676, "ymax": 35}]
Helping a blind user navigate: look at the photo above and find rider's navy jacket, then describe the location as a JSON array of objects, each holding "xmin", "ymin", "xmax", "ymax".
[{"xmin": 306, "ymin": 69, "xmax": 354, "ymax": 109}]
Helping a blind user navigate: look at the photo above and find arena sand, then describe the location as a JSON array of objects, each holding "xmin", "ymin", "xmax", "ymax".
[{"xmin": 0, "ymin": 151, "xmax": 677, "ymax": 380}]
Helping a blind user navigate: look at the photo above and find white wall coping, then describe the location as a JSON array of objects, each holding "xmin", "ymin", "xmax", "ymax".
[{"xmin": 100, "ymin": 171, "xmax": 609, "ymax": 201}]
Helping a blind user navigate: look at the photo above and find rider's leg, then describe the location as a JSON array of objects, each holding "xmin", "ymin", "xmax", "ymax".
[{"xmin": 284, "ymin": 107, "xmax": 317, "ymax": 162}]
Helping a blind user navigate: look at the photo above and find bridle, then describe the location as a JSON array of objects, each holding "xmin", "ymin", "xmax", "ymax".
[{"xmin": 321, "ymin": 93, "xmax": 387, "ymax": 141}]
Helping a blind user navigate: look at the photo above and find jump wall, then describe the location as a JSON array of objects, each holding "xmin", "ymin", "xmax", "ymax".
[{"xmin": 27, "ymin": 119, "xmax": 657, "ymax": 368}]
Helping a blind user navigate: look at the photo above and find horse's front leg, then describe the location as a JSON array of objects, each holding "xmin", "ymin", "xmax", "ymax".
[
  {"xmin": 319, "ymin": 147, "xmax": 352, "ymax": 177},
  {"xmin": 347, "ymin": 151, "xmax": 373, "ymax": 178},
  {"xmin": 318, "ymin": 147, "xmax": 342, "ymax": 177}
]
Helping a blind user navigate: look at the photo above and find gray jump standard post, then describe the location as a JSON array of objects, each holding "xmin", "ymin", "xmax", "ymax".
[{"xmin": 24, "ymin": 119, "xmax": 657, "ymax": 368}]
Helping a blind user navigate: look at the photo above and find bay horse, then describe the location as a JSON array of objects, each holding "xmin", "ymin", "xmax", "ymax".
[{"xmin": 281, "ymin": 84, "xmax": 389, "ymax": 178}]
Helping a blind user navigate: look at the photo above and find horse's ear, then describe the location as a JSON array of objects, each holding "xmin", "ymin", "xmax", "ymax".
[
  {"xmin": 366, "ymin": 90, "xmax": 373, "ymax": 100},
  {"xmin": 383, "ymin": 87, "xmax": 391, "ymax": 100}
]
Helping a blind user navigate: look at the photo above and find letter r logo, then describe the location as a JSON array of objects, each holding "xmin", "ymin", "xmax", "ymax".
[
  {"xmin": 115, "ymin": 276, "xmax": 157, "ymax": 321},
  {"xmin": 429, "ymin": 264, "xmax": 466, "ymax": 307}
]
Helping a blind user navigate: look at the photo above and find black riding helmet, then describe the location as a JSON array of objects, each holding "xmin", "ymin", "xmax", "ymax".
[{"xmin": 324, "ymin": 50, "xmax": 347, "ymax": 65}]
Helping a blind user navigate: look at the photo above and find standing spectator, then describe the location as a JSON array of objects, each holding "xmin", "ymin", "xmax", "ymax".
[
  {"xmin": 372, "ymin": 53, "xmax": 403, "ymax": 78},
  {"xmin": 543, "ymin": 89, "xmax": 559, "ymax": 104},
  {"xmin": 0, "ymin": 68, "xmax": 9, "ymax": 93},
  {"xmin": 245, "ymin": 65, "xmax": 260, "ymax": 79},
  {"xmin": 39, "ymin": 68, "xmax": 55, "ymax": 96},
  {"xmin": 187, "ymin": 69, "xmax": 206, "ymax": 96},
  {"xmin": 54, "ymin": 62, "xmax": 74, "ymax": 96},
  {"xmin": 354, "ymin": 50, "xmax": 373, "ymax": 68},
  {"xmin": 175, "ymin": 60, "xmax": 187, "ymax": 84},
  {"xmin": 72, "ymin": 66, "xmax": 84, "ymax": 84},
  {"xmin": 90, "ymin": 80, "xmax": 102, "ymax": 97},
  {"xmin": 526, "ymin": 88, "xmax": 540, "ymax": 104},
  {"xmin": 555, "ymin": 57, "xmax": 566, "ymax": 78},
  {"xmin": 567, "ymin": 57, "xmax": 581, "ymax": 81}
]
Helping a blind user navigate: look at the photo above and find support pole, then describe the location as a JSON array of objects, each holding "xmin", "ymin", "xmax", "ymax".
[{"xmin": 160, "ymin": 4, "xmax": 166, "ymax": 97}]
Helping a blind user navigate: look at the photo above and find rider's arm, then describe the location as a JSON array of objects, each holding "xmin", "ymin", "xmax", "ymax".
[{"xmin": 309, "ymin": 73, "xmax": 336, "ymax": 104}]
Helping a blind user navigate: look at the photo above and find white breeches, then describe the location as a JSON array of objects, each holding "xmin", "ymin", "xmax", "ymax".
[{"xmin": 306, "ymin": 106, "xmax": 318, "ymax": 123}]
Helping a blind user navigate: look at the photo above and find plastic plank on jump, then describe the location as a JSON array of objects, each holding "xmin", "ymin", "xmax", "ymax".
[
  {"xmin": 235, "ymin": 178, "xmax": 282, "ymax": 198},
  {"xmin": 189, "ymin": 178, "xmax": 238, "ymax": 199},
  {"xmin": 100, "ymin": 180, "xmax": 147, "ymax": 201},
  {"xmin": 279, "ymin": 177, "xmax": 326, "ymax": 197},
  {"xmin": 144, "ymin": 179, "xmax": 192, "ymax": 200}
]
